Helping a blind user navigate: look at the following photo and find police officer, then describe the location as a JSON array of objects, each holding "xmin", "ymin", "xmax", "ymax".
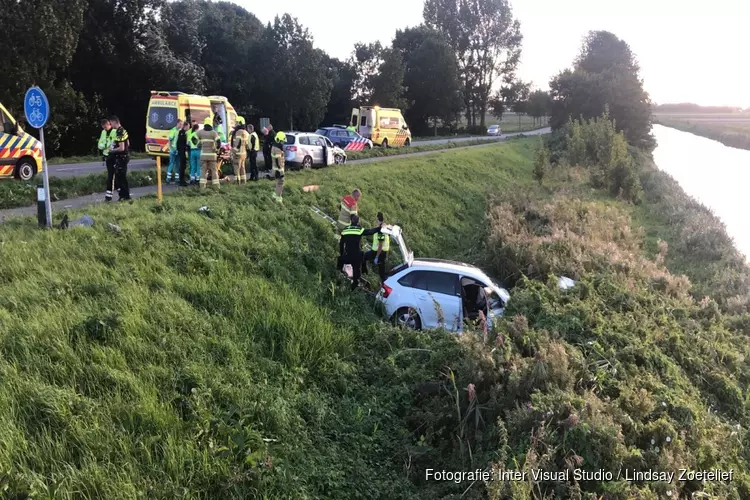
[
  {"xmin": 197, "ymin": 117, "xmax": 222, "ymax": 189},
  {"xmin": 231, "ymin": 116, "xmax": 249, "ymax": 184},
  {"xmin": 271, "ymin": 130, "xmax": 286, "ymax": 203},
  {"xmin": 166, "ymin": 119, "xmax": 183, "ymax": 184},
  {"xmin": 177, "ymin": 121, "xmax": 190, "ymax": 187},
  {"xmin": 338, "ymin": 214, "xmax": 383, "ymax": 290},
  {"xmin": 109, "ymin": 116, "xmax": 131, "ymax": 201},
  {"xmin": 97, "ymin": 118, "xmax": 111, "ymax": 163},
  {"xmin": 247, "ymin": 124, "xmax": 260, "ymax": 181},
  {"xmin": 262, "ymin": 125, "xmax": 274, "ymax": 177},
  {"xmin": 362, "ymin": 212, "xmax": 389, "ymax": 282}
]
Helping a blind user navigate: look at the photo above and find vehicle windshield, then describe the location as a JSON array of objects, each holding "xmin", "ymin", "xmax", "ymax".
[
  {"xmin": 314, "ymin": 129, "xmax": 327, "ymax": 135},
  {"xmin": 148, "ymin": 106, "xmax": 179, "ymax": 130},
  {"xmin": 489, "ymin": 125, "xmax": 499, "ymax": 130}
]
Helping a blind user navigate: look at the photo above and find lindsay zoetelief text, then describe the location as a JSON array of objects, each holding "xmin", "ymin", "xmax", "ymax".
[{"xmin": 425, "ymin": 468, "xmax": 735, "ymax": 484}]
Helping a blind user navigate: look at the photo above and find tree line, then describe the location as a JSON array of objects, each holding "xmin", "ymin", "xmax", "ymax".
[{"xmin": 2, "ymin": 0, "xmax": 653, "ymax": 159}]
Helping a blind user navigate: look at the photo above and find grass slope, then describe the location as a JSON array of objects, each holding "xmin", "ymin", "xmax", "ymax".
[
  {"xmin": 3, "ymin": 136, "xmax": 750, "ymax": 499},
  {"xmin": 1, "ymin": 137, "xmax": 515, "ymax": 210}
]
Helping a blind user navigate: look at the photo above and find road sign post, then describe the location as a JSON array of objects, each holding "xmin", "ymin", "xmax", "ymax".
[{"xmin": 24, "ymin": 86, "xmax": 51, "ymax": 228}]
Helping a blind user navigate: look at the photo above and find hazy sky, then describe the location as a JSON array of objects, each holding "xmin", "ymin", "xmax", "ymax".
[{"xmin": 234, "ymin": 0, "xmax": 749, "ymax": 108}]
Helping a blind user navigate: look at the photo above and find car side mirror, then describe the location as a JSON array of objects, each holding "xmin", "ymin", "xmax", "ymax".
[{"xmin": 402, "ymin": 124, "xmax": 408, "ymax": 130}]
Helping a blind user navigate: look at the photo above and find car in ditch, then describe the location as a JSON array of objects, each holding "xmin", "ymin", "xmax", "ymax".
[{"xmin": 376, "ymin": 225, "xmax": 510, "ymax": 332}]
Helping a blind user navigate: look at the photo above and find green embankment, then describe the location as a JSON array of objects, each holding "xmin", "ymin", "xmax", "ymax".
[
  {"xmin": 1, "ymin": 137, "xmax": 511, "ymax": 210},
  {"xmin": 1, "ymin": 137, "xmax": 750, "ymax": 499}
]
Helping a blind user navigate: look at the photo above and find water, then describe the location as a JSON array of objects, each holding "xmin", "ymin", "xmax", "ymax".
[{"xmin": 652, "ymin": 124, "xmax": 750, "ymax": 259}]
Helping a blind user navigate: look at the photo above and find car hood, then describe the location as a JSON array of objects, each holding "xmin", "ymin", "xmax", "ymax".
[{"xmin": 381, "ymin": 224, "xmax": 413, "ymax": 266}]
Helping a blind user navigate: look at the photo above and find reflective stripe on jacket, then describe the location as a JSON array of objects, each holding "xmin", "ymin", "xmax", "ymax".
[
  {"xmin": 338, "ymin": 195, "xmax": 358, "ymax": 226},
  {"xmin": 98, "ymin": 130, "xmax": 110, "ymax": 156},
  {"xmin": 197, "ymin": 129, "xmax": 220, "ymax": 159}
]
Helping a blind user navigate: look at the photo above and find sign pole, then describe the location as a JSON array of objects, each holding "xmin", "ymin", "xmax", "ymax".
[
  {"xmin": 156, "ymin": 156, "xmax": 162, "ymax": 203},
  {"xmin": 39, "ymin": 127, "xmax": 52, "ymax": 227},
  {"xmin": 24, "ymin": 86, "xmax": 51, "ymax": 228}
]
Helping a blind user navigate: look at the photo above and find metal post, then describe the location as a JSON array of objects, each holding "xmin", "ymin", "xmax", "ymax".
[
  {"xmin": 37, "ymin": 184, "xmax": 45, "ymax": 227},
  {"xmin": 156, "ymin": 156, "xmax": 162, "ymax": 203},
  {"xmin": 39, "ymin": 127, "xmax": 51, "ymax": 228}
]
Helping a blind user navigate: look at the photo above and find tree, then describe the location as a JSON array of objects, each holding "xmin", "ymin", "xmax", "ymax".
[
  {"xmin": 527, "ymin": 90, "xmax": 552, "ymax": 127},
  {"xmin": 370, "ymin": 48, "xmax": 408, "ymax": 109},
  {"xmin": 350, "ymin": 42, "xmax": 384, "ymax": 105},
  {"xmin": 549, "ymin": 31, "xmax": 655, "ymax": 151},
  {"xmin": 321, "ymin": 57, "xmax": 356, "ymax": 126},
  {"xmin": 423, "ymin": 0, "xmax": 523, "ymax": 128},
  {"xmin": 393, "ymin": 26, "xmax": 463, "ymax": 135},
  {"xmin": 254, "ymin": 15, "xmax": 333, "ymax": 130}
]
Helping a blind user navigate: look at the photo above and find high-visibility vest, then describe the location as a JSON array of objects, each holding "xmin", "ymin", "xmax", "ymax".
[
  {"xmin": 188, "ymin": 130, "xmax": 200, "ymax": 150},
  {"xmin": 98, "ymin": 130, "xmax": 110, "ymax": 156},
  {"xmin": 168, "ymin": 126, "xmax": 179, "ymax": 150},
  {"xmin": 372, "ymin": 232, "xmax": 390, "ymax": 252},
  {"xmin": 249, "ymin": 131, "xmax": 260, "ymax": 152}
]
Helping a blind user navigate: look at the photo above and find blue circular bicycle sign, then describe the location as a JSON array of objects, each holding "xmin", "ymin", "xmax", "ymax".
[{"xmin": 24, "ymin": 86, "xmax": 50, "ymax": 129}]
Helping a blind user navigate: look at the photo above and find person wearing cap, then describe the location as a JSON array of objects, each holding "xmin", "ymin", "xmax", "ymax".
[
  {"xmin": 196, "ymin": 117, "xmax": 222, "ymax": 189},
  {"xmin": 271, "ymin": 130, "xmax": 286, "ymax": 203},
  {"xmin": 338, "ymin": 214, "xmax": 383, "ymax": 290},
  {"xmin": 231, "ymin": 116, "xmax": 249, "ymax": 184}
]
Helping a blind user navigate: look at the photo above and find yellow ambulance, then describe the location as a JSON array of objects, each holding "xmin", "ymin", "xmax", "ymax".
[
  {"xmin": 0, "ymin": 102, "xmax": 43, "ymax": 181},
  {"xmin": 145, "ymin": 91, "xmax": 237, "ymax": 158},
  {"xmin": 350, "ymin": 106, "xmax": 411, "ymax": 148}
]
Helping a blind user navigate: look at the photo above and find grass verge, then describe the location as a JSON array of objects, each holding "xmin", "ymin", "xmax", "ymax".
[
  {"xmin": 47, "ymin": 152, "xmax": 149, "ymax": 165},
  {"xmin": 2, "ymin": 136, "xmax": 750, "ymax": 498}
]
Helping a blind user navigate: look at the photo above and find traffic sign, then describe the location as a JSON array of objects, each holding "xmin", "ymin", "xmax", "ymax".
[{"xmin": 24, "ymin": 86, "xmax": 50, "ymax": 129}]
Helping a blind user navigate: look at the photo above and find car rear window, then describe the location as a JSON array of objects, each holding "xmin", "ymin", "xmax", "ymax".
[
  {"xmin": 148, "ymin": 106, "xmax": 179, "ymax": 130},
  {"xmin": 285, "ymin": 135, "xmax": 296, "ymax": 145}
]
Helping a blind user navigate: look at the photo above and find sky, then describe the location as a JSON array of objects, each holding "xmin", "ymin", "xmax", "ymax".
[{"xmin": 233, "ymin": 0, "xmax": 750, "ymax": 108}]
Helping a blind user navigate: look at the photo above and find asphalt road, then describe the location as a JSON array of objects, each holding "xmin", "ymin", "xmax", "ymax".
[
  {"xmin": 0, "ymin": 128, "xmax": 550, "ymax": 223},
  {"xmin": 45, "ymin": 129, "xmax": 550, "ymax": 179}
]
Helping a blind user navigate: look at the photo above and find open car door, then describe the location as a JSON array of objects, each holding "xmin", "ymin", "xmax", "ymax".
[{"xmin": 381, "ymin": 225, "xmax": 413, "ymax": 268}]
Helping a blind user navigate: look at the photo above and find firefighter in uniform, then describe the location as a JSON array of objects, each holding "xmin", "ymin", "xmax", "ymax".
[
  {"xmin": 197, "ymin": 117, "xmax": 221, "ymax": 189},
  {"xmin": 271, "ymin": 130, "xmax": 286, "ymax": 203},
  {"xmin": 231, "ymin": 116, "xmax": 249, "ymax": 184},
  {"xmin": 362, "ymin": 212, "xmax": 389, "ymax": 283},
  {"xmin": 109, "ymin": 116, "xmax": 131, "ymax": 201},
  {"xmin": 166, "ymin": 119, "xmax": 183, "ymax": 184},
  {"xmin": 338, "ymin": 214, "xmax": 382, "ymax": 290},
  {"xmin": 247, "ymin": 124, "xmax": 260, "ymax": 181},
  {"xmin": 337, "ymin": 189, "xmax": 361, "ymax": 234},
  {"xmin": 188, "ymin": 122, "xmax": 201, "ymax": 184}
]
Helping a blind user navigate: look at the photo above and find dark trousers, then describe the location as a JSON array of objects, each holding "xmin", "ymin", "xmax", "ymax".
[
  {"xmin": 105, "ymin": 155, "xmax": 117, "ymax": 200},
  {"xmin": 113, "ymin": 155, "xmax": 130, "ymax": 199},
  {"xmin": 338, "ymin": 252, "xmax": 363, "ymax": 290},
  {"xmin": 178, "ymin": 149, "xmax": 188, "ymax": 185},
  {"xmin": 248, "ymin": 151, "xmax": 258, "ymax": 180},
  {"xmin": 363, "ymin": 250, "xmax": 388, "ymax": 282},
  {"xmin": 263, "ymin": 150, "xmax": 272, "ymax": 172}
]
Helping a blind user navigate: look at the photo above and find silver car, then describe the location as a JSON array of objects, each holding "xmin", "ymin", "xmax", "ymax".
[
  {"xmin": 487, "ymin": 125, "xmax": 501, "ymax": 136},
  {"xmin": 283, "ymin": 132, "xmax": 347, "ymax": 170}
]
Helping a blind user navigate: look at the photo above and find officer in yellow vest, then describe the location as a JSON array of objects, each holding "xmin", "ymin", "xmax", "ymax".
[
  {"xmin": 271, "ymin": 130, "xmax": 286, "ymax": 203},
  {"xmin": 187, "ymin": 122, "xmax": 201, "ymax": 184},
  {"xmin": 197, "ymin": 117, "xmax": 221, "ymax": 189},
  {"xmin": 362, "ymin": 212, "xmax": 390, "ymax": 282},
  {"xmin": 97, "ymin": 118, "xmax": 111, "ymax": 162},
  {"xmin": 231, "ymin": 116, "xmax": 249, "ymax": 184},
  {"xmin": 166, "ymin": 119, "xmax": 183, "ymax": 184},
  {"xmin": 247, "ymin": 124, "xmax": 260, "ymax": 181}
]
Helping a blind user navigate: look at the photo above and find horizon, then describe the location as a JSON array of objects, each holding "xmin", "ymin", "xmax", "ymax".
[{"xmin": 233, "ymin": 0, "xmax": 750, "ymax": 109}]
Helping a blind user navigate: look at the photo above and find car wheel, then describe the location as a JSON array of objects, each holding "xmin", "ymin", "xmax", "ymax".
[
  {"xmin": 393, "ymin": 307, "xmax": 421, "ymax": 330},
  {"xmin": 334, "ymin": 154, "xmax": 345, "ymax": 165},
  {"xmin": 404, "ymin": 138, "xmax": 411, "ymax": 147},
  {"xmin": 14, "ymin": 156, "xmax": 37, "ymax": 181},
  {"xmin": 381, "ymin": 138, "xmax": 388, "ymax": 148},
  {"xmin": 302, "ymin": 155, "xmax": 313, "ymax": 170}
]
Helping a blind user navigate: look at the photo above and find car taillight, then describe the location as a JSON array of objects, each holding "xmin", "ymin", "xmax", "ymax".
[
  {"xmin": 286, "ymin": 146, "xmax": 297, "ymax": 152},
  {"xmin": 381, "ymin": 283, "xmax": 392, "ymax": 298}
]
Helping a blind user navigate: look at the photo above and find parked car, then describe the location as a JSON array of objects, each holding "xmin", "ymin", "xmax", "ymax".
[
  {"xmin": 282, "ymin": 132, "xmax": 347, "ymax": 170},
  {"xmin": 376, "ymin": 225, "xmax": 510, "ymax": 332},
  {"xmin": 315, "ymin": 126, "xmax": 373, "ymax": 151},
  {"xmin": 487, "ymin": 124, "xmax": 501, "ymax": 136}
]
